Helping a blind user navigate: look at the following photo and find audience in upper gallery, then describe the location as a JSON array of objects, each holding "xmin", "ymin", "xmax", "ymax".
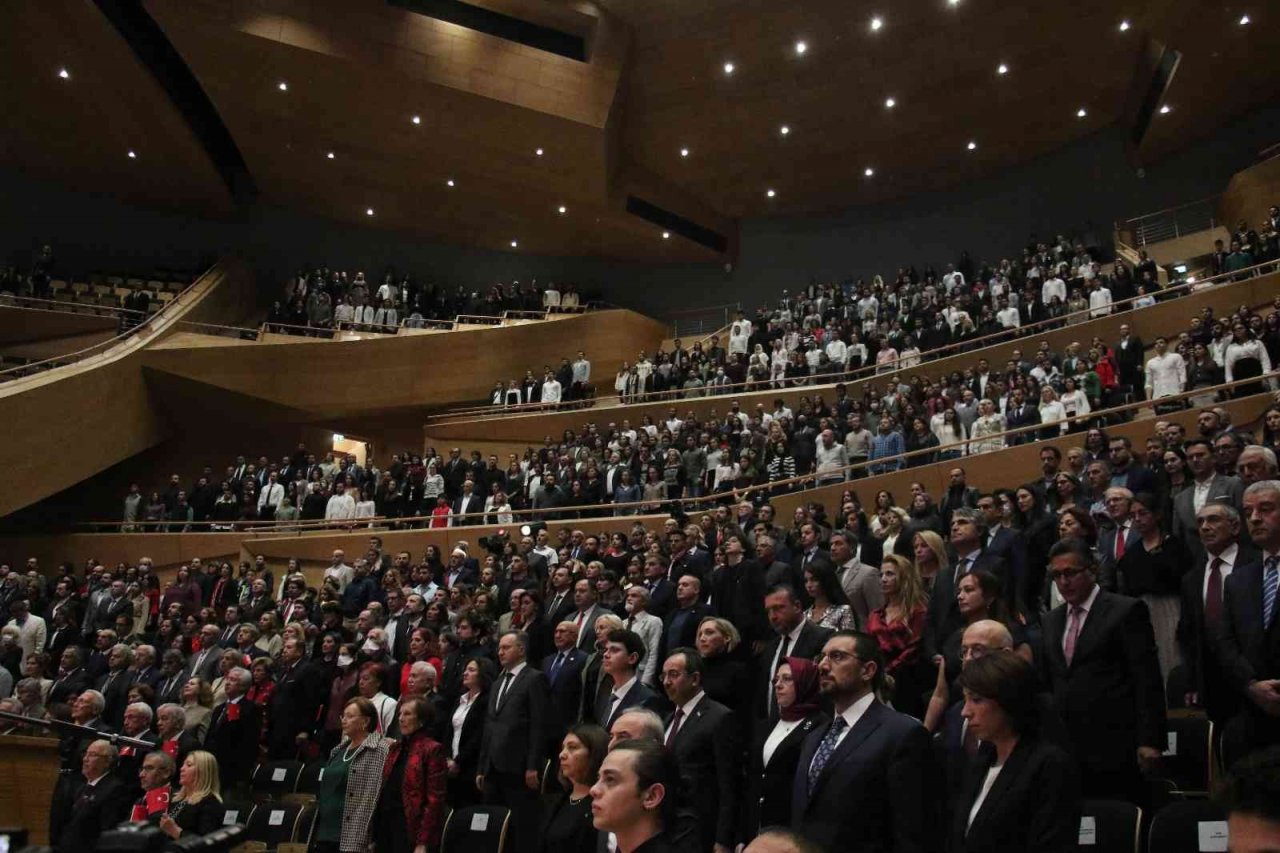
[
  {"xmin": 10, "ymin": 418, "xmax": 1280, "ymax": 851},
  {"xmin": 113, "ymin": 302, "xmax": 1280, "ymax": 530},
  {"xmin": 265, "ymin": 266, "xmax": 590, "ymax": 335}
]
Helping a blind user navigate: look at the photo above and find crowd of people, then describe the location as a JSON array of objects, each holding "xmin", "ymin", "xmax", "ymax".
[
  {"xmin": 119, "ymin": 300, "xmax": 1280, "ymax": 530},
  {"xmin": 7, "ymin": 395, "xmax": 1280, "ymax": 851},
  {"xmin": 265, "ymin": 266, "xmax": 591, "ymax": 335}
]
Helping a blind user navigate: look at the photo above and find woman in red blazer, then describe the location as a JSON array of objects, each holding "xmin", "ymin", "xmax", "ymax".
[{"xmin": 376, "ymin": 696, "xmax": 448, "ymax": 853}]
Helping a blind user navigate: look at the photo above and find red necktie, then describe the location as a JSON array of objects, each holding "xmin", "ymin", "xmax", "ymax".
[
  {"xmin": 1114, "ymin": 528, "xmax": 1126, "ymax": 560},
  {"xmin": 1205, "ymin": 558, "xmax": 1224, "ymax": 629}
]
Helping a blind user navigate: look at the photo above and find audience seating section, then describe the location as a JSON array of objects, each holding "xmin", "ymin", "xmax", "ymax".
[
  {"xmin": 1078, "ymin": 800, "xmax": 1142, "ymax": 853},
  {"xmin": 441, "ymin": 805, "xmax": 511, "ymax": 853},
  {"xmin": 1146, "ymin": 800, "xmax": 1228, "ymax": 853}
]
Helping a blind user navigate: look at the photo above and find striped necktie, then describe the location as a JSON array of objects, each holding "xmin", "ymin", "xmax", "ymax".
[{"xmin": 1263, "ymin": 557, "xmax": 1279, "ymax": 630}]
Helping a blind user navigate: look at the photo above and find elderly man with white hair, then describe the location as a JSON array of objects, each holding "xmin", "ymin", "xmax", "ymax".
[
  {"xmin": 155, "ymin": 703, "xmax": 200, "ymax": 769},
  {"xmin": 205, "ymin": 667, "xmax": 261, "ymax": 790},
  {"xmin": 1238, "ymin": 445, "xmax": 1280, "ymax": 486}
]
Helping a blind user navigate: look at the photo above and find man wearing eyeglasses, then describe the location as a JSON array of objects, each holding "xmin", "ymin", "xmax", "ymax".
[{"xmin": 1040, "ymin": 538, "xmax": 1165, "ymax": 806}]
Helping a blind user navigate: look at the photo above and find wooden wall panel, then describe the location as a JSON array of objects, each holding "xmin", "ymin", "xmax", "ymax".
[
  {"xmin": 426, "ymin": 270, "xmax": 1280, "ymax": 446},
  {"xmin": 0, "ymin": 307, "xmax": 117, "ymax": 346},
  {"xmin": 1219, "ymin": 155, "xmax": 1280, "ymax": 235},
  {"xmin": 0, "ymin": 735, "xmax": 60, "ymax": 845}
]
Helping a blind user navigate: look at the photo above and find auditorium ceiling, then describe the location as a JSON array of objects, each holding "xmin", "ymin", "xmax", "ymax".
[{"xmin": 4, "ymin": 0, "xmax": 1277, "ymax": 261}]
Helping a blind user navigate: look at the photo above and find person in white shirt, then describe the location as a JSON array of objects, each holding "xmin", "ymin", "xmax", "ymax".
[
  {"xmin": 332, "ymin": 299, "xmax": 355, "ymax": 327},
  {"xmin": 571, "ymin": 352, "xmax": 591, "ymax": 395},
  {"xmin": 996, "ymin": 298, "xmax": 1020, "ymax": 329},
  {"xmin": 325, "ymin": 550, "xmax": 354, "ymax": 591},
  {"xmin": 728, "ymin": 323, "xmax": 750, "ymax": 359},
  {"xmin": 1144, "ymin": 337, "xmax": 1187, "ymax": 403},
  {"xmin": 352, "ymin": 302, "xmax": 375, "ymax": 328},
  {"xmin": 372, "ymin": 299, "xmax": 397, "ymax": 330},
  {"xmin": 1041, "ymin": 275, "xmax": 1066, "ymax": 306},
  {"xmin": 324, "ymin": 484, "xmax": 357, "ymax": 521},
  {"xmin": 257, "ymin": 473, "xmax": 285, "ymax": 520},
  {"xmin": 1087, "ymin": 280, "xmax": 1113, "ymax": 318},
  {"xmin": 541, "ymin": 371, "xmax": 562, "ymax": 406},
  {"xmin": 542, "ymin": 286, "xmax": 561, "ymax": 308},
  {"xmin": 814, "ymin": 429, "xmax": 849, "ymax": 485},
  {"xmin": 1038, "ymin": 387, "xmax": 1068, "ymax": 435}
]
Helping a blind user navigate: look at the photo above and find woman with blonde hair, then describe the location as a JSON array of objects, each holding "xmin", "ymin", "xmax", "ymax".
[
  {"xmin": 866, "ymin": 554, "xmax": 930, "ymax": 717},
  {"xmin": 695, "ymin": 617, "xmax": 750, "ymax": 715},
  {"xmin": 180, "ymin": 677, "xmax": 214, "ymax": 743},
  {"xmin": 910, "ymin": 529, "xmax": 950, "ymax": 596},
  {"xmin": 157, "ymin": 750, "xmax": 225, "ymax": 839}
]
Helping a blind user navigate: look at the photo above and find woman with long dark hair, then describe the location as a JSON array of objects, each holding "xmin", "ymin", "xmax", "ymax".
[
  {"xmin": 540, "ymin": 724, "xmax": 609, "ymax": 853},
  {"xmin": 1114, "ymin": 492, "xmax": 1190, "ymax": 681},
  {"xmin": 803, "ymin": 562, "xmax": 857, "ymax": 631}
]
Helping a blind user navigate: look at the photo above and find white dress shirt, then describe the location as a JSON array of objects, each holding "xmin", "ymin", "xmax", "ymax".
[
  {"xmin": 664, "ymin": 690, "xmax": 706, "ymax": 742},
  {"xmin": 1203, "ymin": 543, "xmax": 1240, "ymax": 601},
  {"xmin": 827, "ymin": 691, "xmax": 876, "ymax": 752},
  {"xmin": 1145, "ymin": 352, "xmax": 1187, "ymax": 399},
  {"xmin": 762, "ymin": 717, "xmax": 803, "ymax": 767}
]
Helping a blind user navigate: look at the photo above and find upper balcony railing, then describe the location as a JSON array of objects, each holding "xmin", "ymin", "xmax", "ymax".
[{"xmin": 1115, "ymin": 195, "xmax": 1221, "ymax": 247}]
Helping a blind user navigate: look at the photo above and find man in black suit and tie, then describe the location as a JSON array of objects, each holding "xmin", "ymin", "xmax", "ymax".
[
  {"xmin": 1178, "ymin": 502, "xmax": 1258, "ymax": 725},
  {"xmin": 789, "ymin": 524, "xmax": 832, "ymax": 606},
  {"xmin": 204, "ymin": 667, "xmax": 262, "ymax": 793},
  {"xmin": 759, "ymin": 586, "xmax": 833, "ymax": 720},
  {"xmin": 976, "ymin": 494, "xmax": 1029, "ymax": 611},
  {"xmin": 95, "ymin": 644, "xmax": 136, "ymax": 729},
  {"xmin": 1040, "ymin": 538, "xmax": 1165, "ymax": 803},
  {"xmin": 661, "ymin": 648, "xmax": 739, "ymax": 853},
  {"xmin": 185, "ymin": 625, "xmax": 223, "ymax": 684},
  {"xmin": 1173, "ymin": 438, "xmax": 1247, "ymax": 565},
  {"xmin": 544, "ymin": 566, "xmax": 577, "ymax": 626},
  {"xmin": 928, "ymin": 509, "xmax": 1012, "ymax": 648},
  {"xmin": 478, "ymin": 631, "xmax": 549, "ymax": 853},
  {"xmin": 659, "ymin": 573, "xmax": 712, "ymax": 665},
  {"xmin": 451, "ymin": 480, "xmax": 484, "ymax": 526},
  {"xmin": 1004, "ymin": 387, "xmax": 1041, "ymax": 444},
  {"xmin": 542, "ymin": 622, "xmax": 587, "ymax": 749},
  {"xmin": 49, "ymin": 646, "xmax": 92, "ymax": 707},
  {"xmin": 1113, "ymin": 323, "xmax": 1146, "ymax": 398},
  {"xmin": 570, "ymin": 578, "xmax": 612, "ymax": 652},
  {"xmin": 155, "ymin": 650, "xmax": 187, "ymax": 708},
  {"xmin": 1218, "ymin": 480, "xmax": 1280, "ymax": 766},
  {"xmin": 641, "ymin": 555, "xmax": 677, "ymax": 620},
  {"xmin": 589, "ymin": 629, "xmax": 664, "ymax": 729},
  {"xmin": 267, "ymin": 637, "xmax": 324, "ymax": 759},
  {"xmin": 790, "ymin": 631, "xmax": 933, "ymax": 852},
  {"xmin": 939, "ymin": 467, "xmax": 981, "ymax": 528},
  {"xmin": 1107, "ymin": 436, "xmax": 1158, "ymax": 496},
  {"xmin": 56, "ymin": 740, "xmax": 130, "ymax": 853}
]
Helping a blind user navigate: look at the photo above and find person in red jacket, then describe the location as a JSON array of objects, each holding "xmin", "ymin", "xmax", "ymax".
[{"xmin": 376, "ymin": 696, "xmax": 447, "ymax": 853}]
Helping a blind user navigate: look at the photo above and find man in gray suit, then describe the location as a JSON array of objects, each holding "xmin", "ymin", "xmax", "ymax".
[
  {"xmin": 184, "ymin": 625, "xmax": 223, "ymax": 684},
  {"xmin": 1173, "ymin": 438, "xmax": 1245, "ymax": 564},
  {"xmin": 829, "ymin": 532, "xmax": 882, "ymax": 627},
  {"xmin": 478, "ymin": 631, "xmax": 548, "ymax": 853}
]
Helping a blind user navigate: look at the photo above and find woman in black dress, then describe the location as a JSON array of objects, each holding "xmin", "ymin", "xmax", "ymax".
[
  {"xmin": 541, "ymin": 724, "xmax": 609, "ymax": 853},
  {"xmin": 156, "ymin": 750, "xmax": 226, "ymax": 839}
]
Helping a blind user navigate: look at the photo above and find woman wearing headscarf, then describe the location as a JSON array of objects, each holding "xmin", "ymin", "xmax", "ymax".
[{"xmin": 741, "ymin": 657, "xmax": 829, "ymax": 841}]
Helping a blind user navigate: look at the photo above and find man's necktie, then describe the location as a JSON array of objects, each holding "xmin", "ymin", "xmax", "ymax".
[
  {"xmin": 1205, "ymin": 558, "xmax": 1224, "ymax": 629},
  {"xmin": 1263, "ymin": 557, "xmax": 1279, "ymax": 630},
  {"xmin": 496, "ymin": 672, "xmax": 514, "ymax": 709},
  {"xmin": 1114, "ymin": 528, "xmax": 1126, "ymax": 560},
  {"xmin": 665, "ymin": 708, "xmax": 684, "ymax": 748},
  {"xmin": 807, "ymin": 717, "xmax": 848, "ymax": 794},
  {"xmin": 1064, "ymin": 606, "xmax": 1085, "ymax": 665},
  {"xmin": 769, "ymin": 635, "xmax": 792, "ymax": 715},
  {"xmin": 549, "ymin": 653, "xmax": 565, "ymax": 683}
]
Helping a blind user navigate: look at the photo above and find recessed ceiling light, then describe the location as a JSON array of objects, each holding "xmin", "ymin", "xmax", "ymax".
[
  {"xmin": 326, "ymin": 152, "xmax": 335, "ymax": 159},
  {"xmin": 864, "ymin": 167, "xmax": 874, "ymax": 177},
  {"xmin": 1076, "ymin": 107, "xmax": 1088, "ymax": 118},
  {"xmin": 997, "ymin": 63, "xmax": 1009, "ymax": 75},
  {"xmin": 1159, "ymin": 104, "xmax": 1172, "ymax": 114},
  {"xmin": 795, "ymin": 41, "xmax": 807, "ymax": 55},
  {"xmin": 366, "ymin": 208, "xmax": 374, "ymax": 216},
  {"xmin": 967, "ymin": 141, "xmax": 977, "ymax": 150},
  {"xmin": 510, "ymin": 240, "xmax": 519, "ymax": 248},
  {"xmin": 869, "ymin": 16, "xmax": 884, "ymax": 31},
  {"xmin": 680, "ymin": 147, "xmax": 689, "ymax": 158},
  {"xmin": 558, "ymin": 205, "xmax": 567, "ymax": 214},
  {"xmin": 1118, "ymin": 20, "xmax": 1131, "ymax": 31},
  {"xmin": 57, "ymin": 68, "xmax": 70, "ymax": 79},
  {"xmin": 948, "ymin": 0, "xmax": 960, "ymax": 5},
  {"xmin": 780, "ymin": 125, "xmax": 790, "ymax": 136},
  {"xmin": 662, "ymin": 232, "xmax": 670, "ymax": 239},
  {"xmin": 412, "ymin": 115, "xmax": 421, "ymax": 125},
  {"xmin": 277, "ymin": 82, "xmax": 288, "ymax": 92},
  {"xmin": 127, "ymin": 150, "xmax": 137, "ymax": 159},
  {"xmin": 884, "ymin": 96, "xmax": 896, "ymax": 108},
  {"xmin": 766, "ymin": 188, "xmax": 776, "ymax": 198},
  {"xmin": 1239, "ymin": 14, "xmax": 1250, "ymax": 25},
  {"xmin": 535, "ymin": 148, "xmax": 544, "ymax": 156},
  {"xmin": 723, "ymin": 61, "xmax": 735, "ymax": 75},
  {"xmin": 446, "ymin": 178, "xmax": 455, "ymax": 187}
]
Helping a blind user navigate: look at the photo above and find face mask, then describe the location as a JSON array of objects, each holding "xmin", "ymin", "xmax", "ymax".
[
  {"xmin": 337, "ymin": 654, "xmax": 353, "ymax": 668},
  {"xmin": 362, "ymin": 640, "xmax": 379, "ymax": 655},
  {"xmin": 623, "ymin": 600, "xmax": 635, "ymax": 614}
]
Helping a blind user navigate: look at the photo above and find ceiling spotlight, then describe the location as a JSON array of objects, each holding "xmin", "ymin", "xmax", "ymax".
[
  {"xmin": 869, "ymin": 16, "xmax": 883, "ymax": 31},
  {"xmin": 558, "ymin": 205, "xmax": 567, "ymax": 214},
  {"xmin": 366, "ymin": 208, "xmax": 374, "ymax": 216},
  {"xmin": 1239, "ymin": 14, "xmax": 1250, "ymax": 25},
  {"xmin": 723, "ymin": 61, "xmax": 735, "ymax": 75},
  {"xmin": 680, "ymin": 147, "xmax": 689, "ymax": 158},
  {"xmin": 780, "ymin": 125, "xmax": 790, "ymax": 136},
  {"xmin": 662, "ymin": 232, "xmax": 670, "ymax": 239},
  {"xmin": 127, "ymin": 150, "xmax": 137, "ymax": 159},
  {"xmin": 535, "ymin": 147, "xmax": 544, "ymax": 156},
  {"xmin": 1118, "ymin": 20, "xmax": 1131, "ymax": 31},
  {"xmin": 795, "ymin": 41, "xmax": 807, "ymax": 55},
  {"xmin": 864, "ymin": 167, "xmax": 874, "ymax": 177},
  {"xmin": 1159, "ymin": 104, "xmax": 1172, "ymax": 114},
  {"xmin": 510, "ymin": 240, "xmax": 519, "ymax": 248},
  {"xmin": 412, "ymin": 115, "xmax": 421, "ymax": 125},
  {"xmin": 277, "ymin": 81, "xmax": 288, "ymax": 91},
  {"xmin": 948, "ymin": 0, "xmax": 960, "ymax": 4},
  {"xmin": 57, "ymin": 68, "xmax": 70, "ymax": 79},
  {"xmin": 446, "ymin": 178, "xmax": 455, "ymax": 187},
  {"xmin": 884, "ymin": 96, "xmax": 896, "ymax": 108},
  {"xmin": 326, "ymin": 151, "xmax": 335, "ymax": 159},
  {"xmin": 1076, "ymin": 107, "xmax": 1088, "ymax": 118},
  {"xmin": 766, "ymin": 188, "xmax": 776, "ymax": 198},
  {"xmin": 967, "ymin": 141, "xmax": 977, "ymax": 150},
  {"xmin": 997, "ymin": 63, "xmax": 1009, "ymax": 75}
]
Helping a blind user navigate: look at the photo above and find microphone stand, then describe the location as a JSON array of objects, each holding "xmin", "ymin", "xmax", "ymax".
[{"xmin": 0, "ymin": 708, "xmax": 155, "ymax": 749}]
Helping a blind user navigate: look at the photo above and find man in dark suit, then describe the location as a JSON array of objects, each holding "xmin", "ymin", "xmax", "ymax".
[
  {"xmin": 588, "ymin": 629, "xmax": 664, "ymax": 729},
  {"xmin": 129, "ymin": 645, "xmax": 163, "ymax": 695},
  {"xmin": 667, "ymin": 529, "xmax": 712, "ymax": 583},
  {"xmin": 542, "ymin": 622, "xmax": 587, "ymax": 749},
  {"xmin": 641, "ymin": 556, "xmax": 677, "ymax": 620},
  {"xmin": 976, "ymin": 494, "xmax": 1028, "ymax": 608},
  {"xmin": 544, "ymin": 566, "xmax": 577, "ymax": 626},
  {"xmin": 49, "ymin": 646, "xmax": 92, "ymax": 706},
  {"xmin": 1003, "ymin": 388, "xmax": 1041, "ymax": 444},
  {"xmin": 661, "ymin": 648, "xmax": 740, "ymax": 853},
  {"xmin": 788, "ymin": 524, "xmax": 833, "ymax": 607},
  {"xmin": 1097, "ymin": 487, "xmax": 1143, "ymax": 590},
  {"xmin": 569, "ymin": 578, "xmax": 612, "ymax": 652},
  {"xmin": 710, "ymin": 534, "xmax": 769, "ymax": 650},
  {"xmin": 1179, "ymin": 502, "xmax": 1258, "ymax": 725},
  {"xmin": 659, "ymin": 573, "xmax": 712, "ymax": 666},
  {"xmin": 155, "ymin": 650, "xmax": 188, "ymax": 708},
  {"xmin": 204, "ymin": 668, "xmax": 262, "ymax": 792},
  {"xmin": 790, "ymin": 630, "xmax": 934, "ymax": 852},
  {"xmin": 1040, "ymin": 538, "xmax": 1165, "ymax": 803},
  {"xmin": 939, "ymin": 467, "xmax": 981, "ymax": 528},
  {"xmin": 759, "ymin": 585, "xmax": 833, "ymax": 720},
  {"xmin": 95, "ymin": 644, "xmax": 136, "ymax": 729},
  {"xmin": 267, "ymin": 637, "xmax": 324, "ymax": 759},
  {"xmin": 927, "ymin": 509, "xmax": 1012, "ymax": 648},
  {"xmin": 1107, "ymin": 436, "xmax": 1158, "ymax": 496},
  {"xmin": 184, "ymin": 625, "xmax": 224, "ymax": 684},
  {"xmin": 1113, "ymin": 323, "xmax": 1146, "ymax": 398},
  {"xmin": 1174, "ymin": 439, "xmax": 1246, "ymax": 564},
  {"xmin": 451, "ymin": 480, "xmax": 485, "ymax": 526},
  {"xmin": 478, "ymin": 631, "xmax": 549, "ymax": 853},
  {"xmin": 56, "ymin": 740, "xmax": 130, "ymax": 853},
  {"xmin": 1217, "ymin": 480, "xmax": 1280, "ymax": 767}
]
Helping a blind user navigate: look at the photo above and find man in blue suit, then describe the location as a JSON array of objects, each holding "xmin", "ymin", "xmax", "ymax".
[
  {"xmin": 791, "ymin": 630, "xmax": 935, "ymax": 852},
  {"xmin": 541, "ymin": 621, "xmax": 587, "ymax": 753},
  {"xmin": 588, "ymin": 629, "xmax": 664, "ymax": 728}
]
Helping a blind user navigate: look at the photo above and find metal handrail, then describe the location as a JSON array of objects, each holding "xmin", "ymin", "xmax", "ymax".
[
  {"xmin": 425, "ymin": 258, "xmax": 1277, "ymax": 424},
  {"xmin": 0, "ymin": 293, "xmax": 147, "ymax": 322},
  {"xmin": 73, "ymin": 369, "xmax": 1278, "ymax": 532}
]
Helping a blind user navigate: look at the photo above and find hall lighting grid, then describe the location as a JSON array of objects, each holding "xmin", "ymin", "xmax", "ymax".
[
  {"xmin": 366, "ymin": 208, "xmax": 374, "ymax": 216},
  {"xmin": 558, "ymin": 205, "xmax": 567, "ymax": 214},
  {"xmin": 864, "ymin": 167, "xmax": 874, "ymax": 177},
  {"xmin": 535, "ymin": 148, "xmax": 544, "ymax": 156}
]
